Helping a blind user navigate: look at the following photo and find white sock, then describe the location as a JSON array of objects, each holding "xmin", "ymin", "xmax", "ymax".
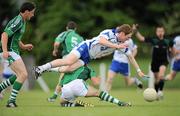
[
  {"xmin": 134, "ymin": 77, "xmax": 141, "ymax": 85},
  {"xmin": 39, "ymin": 63, "xmax": 52, "ymax": 72},
  {"xmin": 48, "ymin": 67, "xmax": 60, "ymax": 72}
]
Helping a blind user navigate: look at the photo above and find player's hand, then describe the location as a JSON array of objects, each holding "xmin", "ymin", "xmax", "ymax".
[
  {"xmin": 138, "ymin": 71, "xmax": 145, "ymax": 78},
  {"xmin": 52, "ymin": 50, "xmax": 58, "ymax": 57},
  {"xmin": 25, "ymin": 44, "xmax": 34, "ymax": 51},
  {"xmin": 132, "ymin": 24, "xmax": 139, "ymax": 34},
  {"xmin": 2, "ymin": 51, "xmax": 9, "ymax": 59},
  {"xmin": 117, "ymin": 43, "xmax": 128, "ymax": 49}
]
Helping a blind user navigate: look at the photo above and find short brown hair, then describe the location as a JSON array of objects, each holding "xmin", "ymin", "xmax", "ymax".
[
  {"xmin": 116, "ymin": 24, "xmax": 132, "ymax": 35},
  {"xmin": 67, "ymin": 21, "xmax": 77, "ymax": 30},
  {"xmin": 20, "ymin": 2, "xmax": 35, "ymax": 13}
]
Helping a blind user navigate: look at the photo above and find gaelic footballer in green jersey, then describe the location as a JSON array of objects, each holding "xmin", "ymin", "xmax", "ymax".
[
  {"xmin": 47, "ymin": 21, "xmax": 84, "ymax": 102},
  {"xmin": 0, "ymin": 2, "xmax": 35, "ymax": 107}
]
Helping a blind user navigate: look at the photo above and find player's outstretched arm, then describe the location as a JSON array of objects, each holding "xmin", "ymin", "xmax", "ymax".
[
  {"xmin": 132, "ymin": 24, "xmax": 145, "ymax": 42},
  {"xmin": 127, "ymin": 53, "xmax": 145, "ymax": 78},
  {"xmin": 99, "ymin": 36, "xmax": 128, "ymax": 49}
]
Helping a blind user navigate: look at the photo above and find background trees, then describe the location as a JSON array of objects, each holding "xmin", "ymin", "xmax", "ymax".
[{"xmin": 1, "ymin": 0, "xmax": 179, "ymax": 63}]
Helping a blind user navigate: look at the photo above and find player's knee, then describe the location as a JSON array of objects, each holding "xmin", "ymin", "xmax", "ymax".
[
  {"xmin": 107, "ymin": 77, "xmax": 113, "ymax": 83},
  {"xmin": 20, "ymin": 71, "xmax": 28, "ymax": 79}
]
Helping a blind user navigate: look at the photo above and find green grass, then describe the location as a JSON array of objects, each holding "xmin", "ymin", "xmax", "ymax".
[{"xmin": 0, "ymin": 89, "xmax": 180, "ymax": 116}]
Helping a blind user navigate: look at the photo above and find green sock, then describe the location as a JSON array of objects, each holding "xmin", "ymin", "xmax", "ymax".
[
  {"xmin": 99, "ymin": 91, "xmax": 124, "ymax": 105},
  {"xmin": 8, "ymin": 81, "xmax": 23, "ymax": 103},
  {"xmin": 0, "ymin": 75, "xmax": 17, "ymax": 92}
]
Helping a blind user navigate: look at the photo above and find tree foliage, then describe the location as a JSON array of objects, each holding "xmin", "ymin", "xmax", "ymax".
[{"xmin": 2, "ymin": 0, "xmax": 179, "ymax": 63}]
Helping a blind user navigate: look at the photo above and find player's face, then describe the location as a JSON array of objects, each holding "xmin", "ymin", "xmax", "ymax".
[
  {"xmin": 26, "ymin": 9, "xmax": 35, "ymax": 20},
  {"xmin": 117, "ymin": 32, "xmax": 132, "ymax": 42},
  {"xmin": 156, "ymin": 27, "xmax": 165, "ymax": 39}
]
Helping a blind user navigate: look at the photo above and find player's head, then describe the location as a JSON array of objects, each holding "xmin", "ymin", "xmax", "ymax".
[
  {"xmin": 116, "ymin": 24, "xmax": 132, "ymax": 42},
  {"xmin": 20, "ymin": 2, "xmax": 36, "ymax": 20},
  {"xmin": 66, "ymin": 21, "xmax": 77, "ymax": 30},
  {"xmin": 155, "ymin": 25, "xmax": 165, "ymax": 39}
]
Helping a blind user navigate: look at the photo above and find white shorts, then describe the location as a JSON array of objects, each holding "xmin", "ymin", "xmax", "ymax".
[
  {"xmin": 0, "ymin": 51, "xmax": 21, "ymax": 66},
  {"xmin": 61, "ymin": 79, "xmax": 88, "ymax": 102}
]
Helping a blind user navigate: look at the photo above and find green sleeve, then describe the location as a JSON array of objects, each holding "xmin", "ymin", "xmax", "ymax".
[
  {"xmin": 4, "ymin": 16, "xmax": 22, "ymax": 37},
  {"xmin": 55, "ymin": 32, "xmax": 66, "ymax": 43}
]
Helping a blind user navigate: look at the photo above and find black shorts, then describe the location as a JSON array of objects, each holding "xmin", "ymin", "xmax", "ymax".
[{"xmin": 151, "ymin": 60, "xmax": 168, "ymax": 73}]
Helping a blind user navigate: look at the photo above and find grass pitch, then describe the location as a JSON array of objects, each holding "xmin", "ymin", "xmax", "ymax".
[{"xmin": 0, "ymin": 89, "xmax": 180, "ymax": 116}]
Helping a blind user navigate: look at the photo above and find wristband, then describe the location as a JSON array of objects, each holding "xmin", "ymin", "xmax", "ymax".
[{"xmin": 137, "ymin": 68, "xmax": 141, "ymax": 73}]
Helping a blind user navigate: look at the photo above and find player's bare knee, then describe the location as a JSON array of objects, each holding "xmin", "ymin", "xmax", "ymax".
[{"xmin": 20, "ymin": 71, "xmax": 28, "ymax": 79}]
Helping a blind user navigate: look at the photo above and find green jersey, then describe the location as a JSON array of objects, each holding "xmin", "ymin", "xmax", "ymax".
[
  {"xmin": 60, "ymin": 66, "xmax": 96, "ymax": 86},
  {"xmin": 0, "ymin": 14, "xmax": 26, "ymax": 54},
  {"xmin": 55, "ymin": 29, "xmax": 83, "ymax": 56}
]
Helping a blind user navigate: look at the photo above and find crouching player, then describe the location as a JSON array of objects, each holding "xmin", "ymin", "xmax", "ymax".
[{"xmin": 60, "ymin": 66, "xmax": 131, "ymax": 107}]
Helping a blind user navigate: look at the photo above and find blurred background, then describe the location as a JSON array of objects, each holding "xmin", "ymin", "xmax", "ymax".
[{"xmin": 0, "ymin": 0, "xmax": 180, "ymax": 90}]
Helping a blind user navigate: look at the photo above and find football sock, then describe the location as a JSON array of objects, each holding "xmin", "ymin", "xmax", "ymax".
[
  {"xmin": 51, "ymin": 91, "xmax": 58, "ymax": 99},
  {"xmin": 99, "ymin": 91, "xmax": 124, "ymax": 105},
  {"xmin": 39, "ymin": 63, "xmax": 52, "ymax": 72},
  {"xmin": 48, "ymin": 67, "xmax": 59, "ymax": 72},
  {"xmin": 159, "ymin": 79, "xmax": 164, "ymax": 91},
  {"xmin": 154, "ymin": 83, "xmax": 159, "ymax": 92},
  {"xmin": 8, "ymin": 81, "xmax": 22, "ymax": 103},
  {"xmin": 0, "ymin": 75, "xmax": 17, "ymax": 92}
]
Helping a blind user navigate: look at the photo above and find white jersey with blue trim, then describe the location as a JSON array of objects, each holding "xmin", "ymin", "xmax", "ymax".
[
  {"xmin": 113, "ymin": 39, "xmax": 137, "ymax": 63},
  {"xmin": 173, "ymin": 36, "xmax": 180, "ymax": 58},
  {"xmin": 86, "ymin": 29, "xmax": 120, "ymax": 59}
]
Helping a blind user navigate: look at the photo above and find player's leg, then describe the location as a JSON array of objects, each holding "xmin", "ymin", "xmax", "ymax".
[
  {"xmin": 106, "ymin": 70, "xmax": 117, "ymax": 92},
  {"xmin": 0, "ymin": 60, "xmax": 16, "ymax": 93},
  {"xmin": 151, "ymin": 62, "xmax": 159, "ymax": 92},
  {"xmin": 154, "ymin": 72, "xmax": 159, "ymax": 92},
  {"xmin": 157, "ymin": 65, "xmax": 166, "ymax": 100},
  {"xmin": 48, "ymin": 84, "xmax": 61, "ymax": 102},
  {"xmin": 48, "ymin": 73, "xmax": 64, "ymax": 102},
  {"xmin": 47, "ymin": 59, "xmax": 84, "ymax": 73},
  {"xmin": 86, "ymin": 85, "xmax": 131, "ymax": 106},
  {"xmin": 34, "ymin": 52, "xmax": 79, "ymax": 75},
  {"xmin": 106, "ymin": 60, "xmax": 120, "ymax": 92},
  {"xmin": 165, "ymin": 71, "xmax": 177, "ymax": 81},
  {"xmin": 165, "ymin": 59, "xmax": 180, "ymax": 80},
  {"xmin": 0, "ymin": 75, "xmax": 16, "ymax": 93},
  {"xmin": 120, "ymin": 62, "xmax": 143, "ymax": 88},
  {"xmin": 58, "ymin": 60, "xmax": 84, "ymax": 73},
  {"xmin": 6, "ymin": 58, "xmax": 28, "ymax": 107},
  {"xmin": 124, "ymin": 76, "xmax": 143, "ymax": 89}
]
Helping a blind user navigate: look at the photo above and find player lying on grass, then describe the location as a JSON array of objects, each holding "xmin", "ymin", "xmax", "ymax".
[
  {"xmin": 59, "ymin": 65, "xmax": 131, "ymax": 107},
  {"xmin": 34, "ymin": 24, "xmax": 145, "ymax": 81}
]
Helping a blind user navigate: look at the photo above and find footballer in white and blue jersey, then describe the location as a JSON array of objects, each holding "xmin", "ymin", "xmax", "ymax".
[
  {"xmin": 72, "ymin": 29, "xmax": 129, "ymax": 64},
  {"xmin": 172, "ymin": 36, "xmax": 180, "ymax": 72},
  {"xmin": 109, "ymin": 39, "xmax": 137, "ymax": 76}
]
